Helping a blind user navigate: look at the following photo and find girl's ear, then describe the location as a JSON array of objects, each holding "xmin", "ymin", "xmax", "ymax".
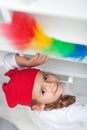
[{"xmin": 31, "ymin": 104, "xmax": 45, "ymax": 111}]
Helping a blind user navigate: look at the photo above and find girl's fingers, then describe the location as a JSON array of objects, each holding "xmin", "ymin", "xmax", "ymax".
[
  {"xmin": 40, "ymin": 55, "xmax": 48, "ymax": 63},
  {"xmin": 36, "ymin": 54, "xmax": 48, "ymax": 63},
  {"xmin": 30, "ymin": 53, "xmax": 48, "ymax": 66}
]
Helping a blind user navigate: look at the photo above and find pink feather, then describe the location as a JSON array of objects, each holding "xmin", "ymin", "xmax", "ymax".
[{"xmin": 0, "ymin": 12, "xmax": 36, "ymax": 50}]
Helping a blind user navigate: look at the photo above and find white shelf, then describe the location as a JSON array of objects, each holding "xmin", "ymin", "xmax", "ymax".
[
  {"xmin": 0, "ymin": 36, "xmax": 87, "ymax": 65},
  {"xmin": 37, "ymin": 57, "xmax": 87, "ymax": 79},
  {"xmin": 0, "ymin": 0, "xmax": 87, "ymax": 20},
  {"xmin": 0, "ymin": 49, "xmax": 87, "ymax": 79}
]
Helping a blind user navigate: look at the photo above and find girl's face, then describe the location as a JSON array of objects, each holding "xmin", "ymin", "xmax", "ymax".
[{"xmin": 32, "ymin": 71, "xmax": 64, "ymax": 105}]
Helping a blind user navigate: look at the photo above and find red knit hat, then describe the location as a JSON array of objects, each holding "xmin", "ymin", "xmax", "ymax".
[{"xmin": 2, "ymin": 68, "xmax": 40, "ymax": 108}]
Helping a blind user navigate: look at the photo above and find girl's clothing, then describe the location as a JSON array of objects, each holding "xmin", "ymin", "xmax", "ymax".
[
  {"xmin": 3, "ymin": 53, "xmax": 22, "ymax": 71},
  {"xmin": 2, "ymin": 53, "xmax": 87, "ymax": 130},
  {"xmin": 0, "ymin": 117, "xmax": 17, "ymax": 130},
  {"xmin": 2, "ymin": 52, "xmax": 40, "ymax": 108}
]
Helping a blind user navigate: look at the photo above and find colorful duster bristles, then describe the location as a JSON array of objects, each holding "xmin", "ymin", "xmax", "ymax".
[{"xmin": 0, "ymin": 12, "xmax": 87, "ymax": 61}]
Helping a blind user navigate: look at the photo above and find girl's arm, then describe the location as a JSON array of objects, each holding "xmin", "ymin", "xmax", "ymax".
[
  {"xmin": 15, "ymin": 53, "xmax": 48, "ymax": 67},
  {"xmin": 39, "ymin": 102, "xmax": 87, "ymax": 125},
  {"xmin": 59, "ymin": 102, "xmax": 87, "ymax": 123},
  {"xmin": 3, "ymin": 53, "xmax": 48, "ymax": 71}
]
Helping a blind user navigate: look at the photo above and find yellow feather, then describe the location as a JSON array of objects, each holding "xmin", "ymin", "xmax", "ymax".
[{"xmin": 26, "ymin": 23, "xmax": 52, "ymax": 50}]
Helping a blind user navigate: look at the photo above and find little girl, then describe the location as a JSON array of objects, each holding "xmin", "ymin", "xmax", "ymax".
[
  {"xmin": 2, "ymin": 52, "xmax": 87, "ymax": 130},
  {"xmin": 2, "ymin": 52, "xmax": 75, "ymax": 110}
]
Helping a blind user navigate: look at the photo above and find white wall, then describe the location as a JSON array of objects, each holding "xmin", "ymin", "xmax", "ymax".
[{"xmin": 35, "ymin": 15, "xmax": 87, "ymax": 44}]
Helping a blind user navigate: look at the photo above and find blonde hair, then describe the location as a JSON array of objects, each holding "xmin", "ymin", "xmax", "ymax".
[{"xmin": 31, "ymin": 95, "xmax": 76, "ymax": 111}]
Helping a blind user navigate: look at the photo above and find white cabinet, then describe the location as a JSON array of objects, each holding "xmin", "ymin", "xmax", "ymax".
[
  {"xmin": 0, "ymin": 0, "xmax": 87, "ymax": 79},
  {"xmin": 0, "ymin": 0, "xmax": 87, "ymax": 20}
]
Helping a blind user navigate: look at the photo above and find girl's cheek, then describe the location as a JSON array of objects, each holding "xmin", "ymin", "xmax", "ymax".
[{"xmin": 49, "ymin": 76, "xmax": 56, "ymax": 80}]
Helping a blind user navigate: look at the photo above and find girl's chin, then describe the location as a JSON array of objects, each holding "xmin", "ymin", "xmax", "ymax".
[{"xmin": 56, "ymin": 85, "xmax": 64, "ymax": 96}]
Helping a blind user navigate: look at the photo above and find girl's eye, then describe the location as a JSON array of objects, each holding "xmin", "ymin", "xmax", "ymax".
[
  {"xmin": 42, "ymin": 88, "xmax": 46, "ymax": 95},
  {"xmin": 44, "ymin": 73, "xmax": 48, "ymax": 80}
]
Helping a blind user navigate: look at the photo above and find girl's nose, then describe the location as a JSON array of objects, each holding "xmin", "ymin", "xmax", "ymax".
[{"xmin": 44, "ymin": 81, "xmax": 55, "ymax": 89}]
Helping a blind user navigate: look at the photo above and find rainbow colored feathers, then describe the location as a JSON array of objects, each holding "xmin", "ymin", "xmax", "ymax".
[{"xmin": 0, "ymin": 12, "xmax": 87, "ymax": 60}]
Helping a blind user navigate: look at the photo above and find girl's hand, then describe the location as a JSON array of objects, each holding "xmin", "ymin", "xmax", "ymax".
[
  {"xmin": 28, "ymin": 53, "xmax": 48, "ymax": 67},
  {"xmin": 15, "ymin": 53, "xmax": 48, "ymax": 67}
]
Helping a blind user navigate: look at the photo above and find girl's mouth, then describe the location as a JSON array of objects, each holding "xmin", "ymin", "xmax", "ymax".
[{"xmin": 54, "ymin": 82, "xmax": 59, "ymax": 94}]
